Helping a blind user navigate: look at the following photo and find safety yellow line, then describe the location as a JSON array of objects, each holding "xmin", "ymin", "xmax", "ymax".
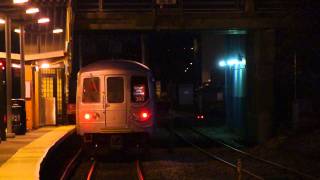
[{"xmin": 0, "ymin": 125, "xmax": 75, "ymax": 180}]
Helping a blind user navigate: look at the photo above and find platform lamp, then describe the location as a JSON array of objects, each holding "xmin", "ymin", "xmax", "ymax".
[{"xmin": 13, "ymin": 0, "xmax": 29, "ymax": 4}]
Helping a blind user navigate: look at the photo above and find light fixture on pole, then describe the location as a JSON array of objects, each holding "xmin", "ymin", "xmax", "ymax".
[
  {"xmin": 26, "ymin": 7, "xmax": 39, "ymax": 14},
  {"xmin": 219, "ymin": 58, "xmax": 246, "ymax": 68},
  {"xmin": 13, "ymin": 0, "xmax": 28, "ymax": 4},
  {"xmin": 53, "ymin": 28, "xmax": 63, "ymax": 34},
  {"xmin": 14, "ymin": 28, "xmax": 21, "ymax": 33},
  {"xmin": 38, "ymin": 17, "xmax": 50, "ymax": 24},
  {"xmin": 0, "ymin": 18, "xmax": 5, "ymax": 24},
  {"xmin": 40, "ymin": 63, "xmax": 50, "ymax": 69}
]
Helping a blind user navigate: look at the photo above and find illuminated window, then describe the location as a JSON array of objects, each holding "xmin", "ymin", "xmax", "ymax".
[
  {"xmin": 41, "ymin": 76, "xmax": 54, "ymax": 98},
  {"xmin": 40, "ymin": 68, "xmax": 65, "ymax": 121},
  {"xmin": 56, "ymin": 69, "xmax": 63, "ymax": 115}
]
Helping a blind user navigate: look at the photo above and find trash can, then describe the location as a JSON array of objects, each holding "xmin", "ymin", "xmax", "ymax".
[{"xmin": 11, "ymin": 99, "xmax": 26, "ymax": 135}]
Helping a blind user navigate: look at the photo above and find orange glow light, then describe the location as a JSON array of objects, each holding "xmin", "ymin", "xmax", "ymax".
[
  {"xmin": 12, "ymin": 63, "xmax": 21, "ymax": 68},
  {"xmin": 40, "ymin": 63, "xmax": 50, "ymax": 69}
]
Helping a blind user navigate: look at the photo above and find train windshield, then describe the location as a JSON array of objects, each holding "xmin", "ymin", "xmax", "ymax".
[
  {"xmin": 82, "ymin": 77, "xmax": 100, "ymax": 103},
  {"xmin": 107, "ymin": 77, "xmax": 124, "ymax": 103},
  {"xmin": 131, "ymin": 76, "xmax": 149, "ymax": 103}
]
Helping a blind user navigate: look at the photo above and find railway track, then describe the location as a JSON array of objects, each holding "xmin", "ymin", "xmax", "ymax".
[
  {"xmin": 171, "ymin": 128, "xmax": 264, "ymax": 179},
  {"xmin": 60, "ymin": 148, "xmax": 83, "ymax": 180},
  {"xmin": 86, "ymin": 158, "xmax": 145, "ymax": 180},
  {"xmin": 60, "ymin": 147, "xmax": 145, "ymax": 180},
  {"xmin": 171, "ymin": 127, "xmax": 318, "ymax": 180},
  {"xmin": 190, "ymin": 127, "xmax": 318, "ymax": 180}
]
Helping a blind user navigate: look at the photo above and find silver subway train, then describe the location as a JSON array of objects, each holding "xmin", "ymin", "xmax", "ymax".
[{"xmin": 76, "ymin": 60, "xmax": 155, "ymax": 148}]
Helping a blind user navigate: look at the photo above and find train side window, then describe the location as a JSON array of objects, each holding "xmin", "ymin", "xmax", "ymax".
[
  {"xmin": 107, "ymin": 77, "xmax": 124, "ymax": 103},
  {"xmin": 82, "ymin": 77, "xmax": 100, "ymax": 103},
  {"xmin": 131, "ymin": 76, "xmax": 149, "ymax": 103}
]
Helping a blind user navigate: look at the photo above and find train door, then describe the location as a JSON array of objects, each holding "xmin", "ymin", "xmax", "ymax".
[{"xmin": 105, "ymin": 75, "xmax": 127, "ymax": 128}]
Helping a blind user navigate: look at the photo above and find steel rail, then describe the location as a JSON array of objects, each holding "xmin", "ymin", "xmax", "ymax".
[
  {"xmin": 60, "ymin": 148, "xmax": 83, "ymax": 180},
  {"xmin": 87, "ymin": 160, "xmax": 97, "ymax": 180},
  {"xmin": 136, "ymin": 160, "xmax": 145, "ymax": 180},
  {"xmin": 191, "ymin": 127, "xmax": 318, "ymax": 180},
  {"xmin": 171, "ymin": 128, "xmax": 264, "ymax": 180}
]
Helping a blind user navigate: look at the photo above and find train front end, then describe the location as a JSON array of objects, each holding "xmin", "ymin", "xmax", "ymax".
[{"xmin": 76, "ymin": 60, "xmax": 154, "ymax": 149}]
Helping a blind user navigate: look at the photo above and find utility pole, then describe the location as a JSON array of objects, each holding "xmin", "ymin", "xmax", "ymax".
[{"xmin": 5, "ymin": 16, "xmax": 14, "ymax": 138}]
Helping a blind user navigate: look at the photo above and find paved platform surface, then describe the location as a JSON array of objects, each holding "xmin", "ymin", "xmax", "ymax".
[{"xmin": 0, "ymin": 125, "xmax": 75, "ymax": 180}]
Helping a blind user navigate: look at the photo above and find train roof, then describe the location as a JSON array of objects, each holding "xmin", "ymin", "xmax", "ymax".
[{"xmin": 79, "ymin": 60, "xmax": 151, "ymax": 74}]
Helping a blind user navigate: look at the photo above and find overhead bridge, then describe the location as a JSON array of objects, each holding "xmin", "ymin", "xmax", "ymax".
[{"xmin": 73, "ymin": 0, "xmax": 301, "ymax": 30}]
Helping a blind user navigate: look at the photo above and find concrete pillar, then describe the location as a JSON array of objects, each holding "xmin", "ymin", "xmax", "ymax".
[
  {"xmin": 32, "ymin": 68, "xmax": 40, "ymax": 129},
  {"xmin": 20, "ymin": 24, "xmax": 26, "ymax": 99},
  {"xmin": 246, "ymin": 29, "xmax": 275, "ymax": 143},
  {"xmin": 5, "ymin": 16, "xmax": 14, "ymax": 137}
]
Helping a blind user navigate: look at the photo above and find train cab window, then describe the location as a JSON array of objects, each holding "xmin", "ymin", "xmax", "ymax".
[
  {"xmin": 82, "ymin": 77, "xmax": 100, "ymax": 103},
  {"xmin": 107, "ymin": 77, "xmax": 124, "ymax": 103},
  {"xmin": 131, "ymin": 76, "xmax": 149, "ymax": 103}
]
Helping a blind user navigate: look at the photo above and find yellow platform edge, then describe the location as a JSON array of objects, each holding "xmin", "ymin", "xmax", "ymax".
[{"xmin": 0, "ymin": 125, "xmax": 75, "ymax": 180}]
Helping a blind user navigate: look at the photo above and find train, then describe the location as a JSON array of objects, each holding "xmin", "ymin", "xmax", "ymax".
[{"xmin": 76, "ymin": 60, "xmax": 155, "ymax": 149}]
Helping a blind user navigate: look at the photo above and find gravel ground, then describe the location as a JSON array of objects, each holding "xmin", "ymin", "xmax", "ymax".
[
  {"xmin": 248, "ymin": 129, "xmax": 320, "ymax": 178},
  {"xmin": 142, "ymin": 148, "xmax": 236, "ymax": 180}
]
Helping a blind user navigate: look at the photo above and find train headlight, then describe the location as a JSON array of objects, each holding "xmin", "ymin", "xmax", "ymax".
[{"xmin": 84, "ymin": 113, "xmax": 91, "ymax": 120}]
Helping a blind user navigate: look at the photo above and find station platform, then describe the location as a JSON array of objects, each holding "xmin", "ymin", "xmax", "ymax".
[{"xmin": 0, "ymin": 125, "xmax": 75, "ymax": 180}]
